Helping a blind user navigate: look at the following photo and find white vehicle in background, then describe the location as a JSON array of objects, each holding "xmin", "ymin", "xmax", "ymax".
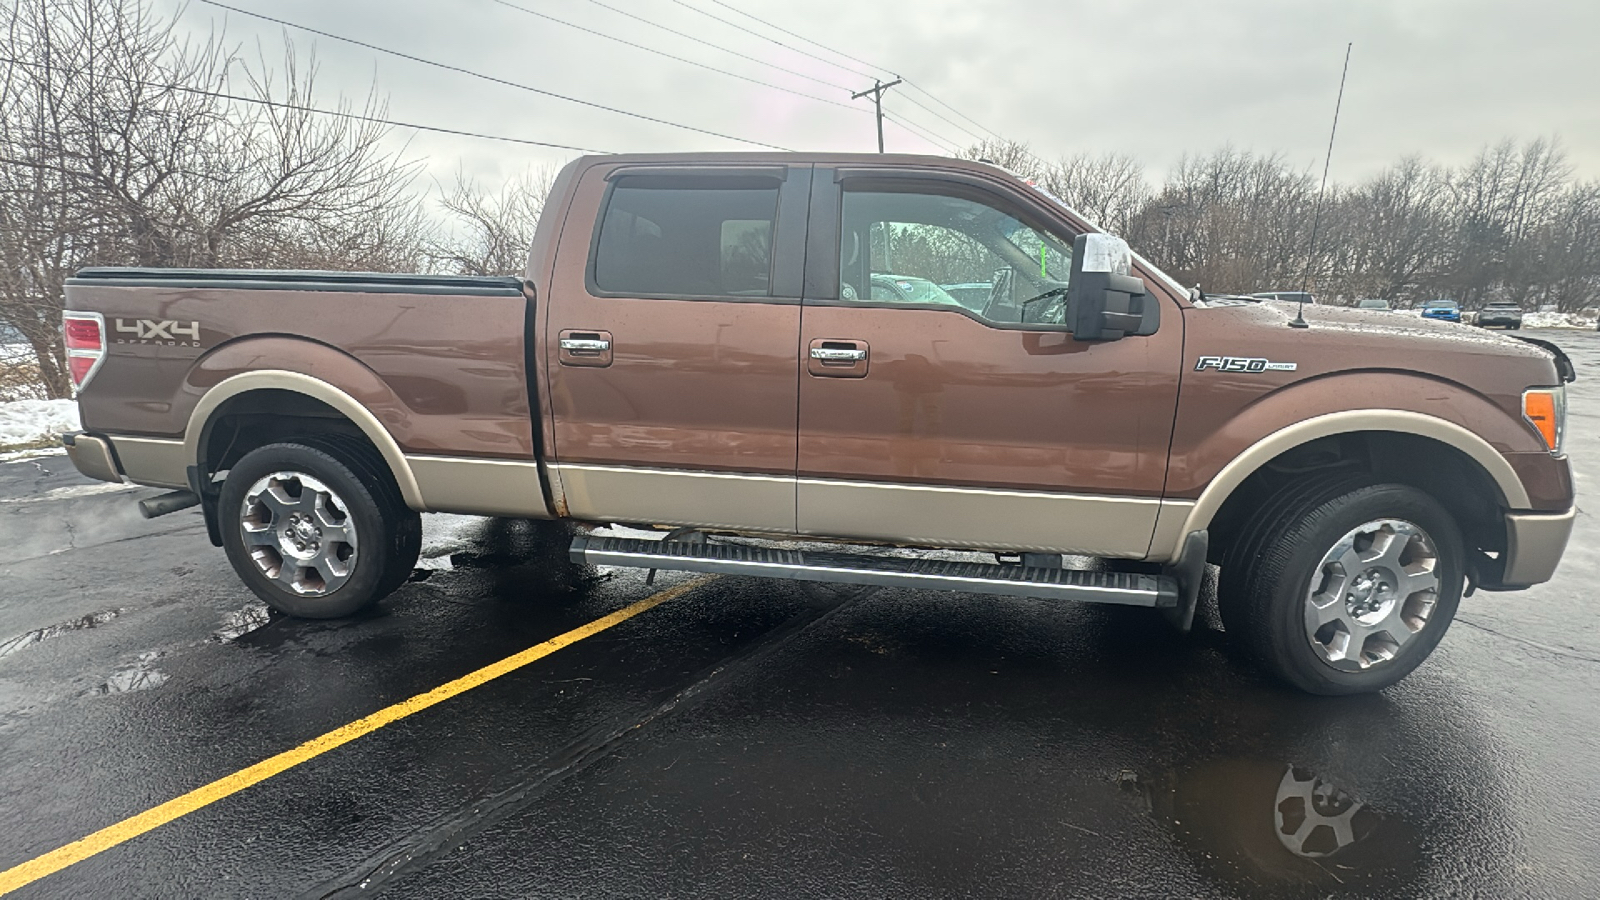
[{"xmin": 1252, "ymin": 291, "xmax": 1316, "ymax": 305}]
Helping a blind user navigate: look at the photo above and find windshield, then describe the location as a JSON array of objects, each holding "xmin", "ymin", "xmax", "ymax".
[
  {"xmin": 1358, "ymin": 299, "xmax": 1389, "ymax": 308},
  {"xmin": 1424, "ymin": 300, "xmax": 1458, "ymax": 309}
]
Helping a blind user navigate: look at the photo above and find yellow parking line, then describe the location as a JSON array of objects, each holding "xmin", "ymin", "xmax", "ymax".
[{"xmin": 0, "ymin": 576, "xmax": 713, "ymax": 896}]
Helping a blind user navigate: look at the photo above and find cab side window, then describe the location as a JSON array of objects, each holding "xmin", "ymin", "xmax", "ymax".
[
  {"xmin": 593, "ymin": 176, "xmax": 779, "ymax": 298},
  {"xmin": 838, "ymin": 188, "xmax": 1075, "ymax": 326}
]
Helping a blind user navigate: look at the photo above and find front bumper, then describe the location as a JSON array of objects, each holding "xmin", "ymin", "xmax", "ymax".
[
  {"xmin": 1478, "ymin": 316, "xmax": 1521, "ymax": 327},
  {"xmin": 1422, "ymin": 312, "xmax": 1461, "ymax": 322},
  {"xmin": 1499, "ymin": 507, "xmax": 1576, "ymax": 587}
]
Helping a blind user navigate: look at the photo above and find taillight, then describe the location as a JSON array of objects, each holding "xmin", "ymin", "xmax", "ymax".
[{"xmin": 62, "ymin": 311, "xmax": 106, "ymax": 392}]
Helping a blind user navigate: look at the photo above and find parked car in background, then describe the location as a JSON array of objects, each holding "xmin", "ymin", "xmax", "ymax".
[
  {"xmin": 940, "ymin": 282, "xmax": 993, "ymax": 311},
  {"xmin": 868, "ymin": 274, "xmax": 965, "ymax": 308},
  {"xmin": 1252, "ymin": 291, "xmax": 1316, "ymax": 305},
  {"xmin": 1476, "ymin": 303, "xmax": 1524, "ymax": 330},
  {"xmin": 1355, "ymin": 298, "xmax": 1391, "ymax": 310},
  {"xmin": 1421, "ymin": 299, "xmax": 1462, "ymax": 323}
]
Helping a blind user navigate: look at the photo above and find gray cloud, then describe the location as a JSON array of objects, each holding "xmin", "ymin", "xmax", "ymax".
[{"xmin": 177, "ymin": 0, "xmax": 1600, "ymax": 192}]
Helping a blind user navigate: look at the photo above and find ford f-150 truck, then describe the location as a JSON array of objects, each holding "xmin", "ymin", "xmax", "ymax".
[{"xmin": 58, "ymin": 152, "xmax": 1576, "ymax": 694}]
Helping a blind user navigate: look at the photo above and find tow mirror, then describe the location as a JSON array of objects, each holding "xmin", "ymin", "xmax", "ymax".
[{"xmin": 1067, "ymin": 233, "xmax": 1149, "ymax": 341}]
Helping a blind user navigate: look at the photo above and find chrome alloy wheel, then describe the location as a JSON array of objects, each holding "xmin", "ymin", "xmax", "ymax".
[
  {"xmin": 239, "ymin": 471, "xmax": 359, "ymax": 596},
  {"xmin": 1304, "ymin": 518, "xmax": 1439, "ymax": 671}
]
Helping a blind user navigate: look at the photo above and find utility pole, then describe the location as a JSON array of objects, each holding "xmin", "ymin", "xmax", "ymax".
[{"xmin": 851, "ymin": 78, "xmax": 902, "ymax": 153}]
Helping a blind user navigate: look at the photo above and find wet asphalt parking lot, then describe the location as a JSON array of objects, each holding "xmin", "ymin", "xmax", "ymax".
[{"xmin": 2, "ymin": 329, "xmax": 1599, "ymax": 898}]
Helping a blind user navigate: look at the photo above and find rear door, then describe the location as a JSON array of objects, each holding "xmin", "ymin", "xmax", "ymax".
[
  {"xmin": 545, "ymin": 163, "xmax": 811, "ymax": 532},
  {"xmin": 795, "ymin": 166, "xmax": 1183, "ymax": 555}
]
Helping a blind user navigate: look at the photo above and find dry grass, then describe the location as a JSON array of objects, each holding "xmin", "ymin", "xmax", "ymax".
[{"xmin": 0, "ymin": 350, "xmax": 49, "ymax": 402}]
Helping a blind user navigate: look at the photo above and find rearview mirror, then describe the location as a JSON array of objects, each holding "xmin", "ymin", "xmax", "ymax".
[{"xmin": 1067, "ymin": 233, "xmax": 1150, "ymax": 341}]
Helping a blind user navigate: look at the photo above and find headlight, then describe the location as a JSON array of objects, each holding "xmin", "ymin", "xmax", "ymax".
[{"xmin": 1523, "ymin": 386, "xmax": 1567, "ymax": 454}]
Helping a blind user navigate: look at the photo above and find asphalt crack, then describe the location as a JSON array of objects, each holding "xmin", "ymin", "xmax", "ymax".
[{"xmin": 1455, "ymin": 616, "xmax": 1600, "ymax": 664}]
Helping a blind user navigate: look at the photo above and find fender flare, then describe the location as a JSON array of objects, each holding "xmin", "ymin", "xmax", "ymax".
[
  {"xmin": 184, "ymin": 370, "xmax": 425, "ymax": 509},
  {"xmin": 1178, "ymin": 408, "xmax": 1530, "ymax": 541}
]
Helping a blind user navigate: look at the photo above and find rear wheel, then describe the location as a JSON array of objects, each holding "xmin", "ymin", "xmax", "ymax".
[
  {"xmin": 1219, "ymin": 481, "xmax": 1463, "ymax": 694},
  {"xmin": 219, "ymin": 441, "xmax": 420, "ymax": 618}
]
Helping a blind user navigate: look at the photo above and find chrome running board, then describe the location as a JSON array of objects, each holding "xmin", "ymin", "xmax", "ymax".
[{"xmin": 570, "ymin": 535, "xmax": 1178, "ymax": 608}]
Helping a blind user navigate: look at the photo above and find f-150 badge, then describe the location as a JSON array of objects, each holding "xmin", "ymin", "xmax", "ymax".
[{"xmin": 1195, "ymin": 356, "xmax": 1297, "ymax": 373}]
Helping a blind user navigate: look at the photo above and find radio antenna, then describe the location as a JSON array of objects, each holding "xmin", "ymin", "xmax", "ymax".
[{"xmin": 1292, "ymin": 41, "xmax": 1352, "ymax": 329}]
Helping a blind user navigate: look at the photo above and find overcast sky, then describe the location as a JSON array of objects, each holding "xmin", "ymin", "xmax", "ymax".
[{"xmin": 177, "ymin": 0, "xmax": 1600, "ymax": 196}]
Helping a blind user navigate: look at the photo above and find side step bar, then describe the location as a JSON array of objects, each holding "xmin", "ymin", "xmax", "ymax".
[{"xmin": 570, "ymin": 535, "xmax": 1179, "ymax": 608}]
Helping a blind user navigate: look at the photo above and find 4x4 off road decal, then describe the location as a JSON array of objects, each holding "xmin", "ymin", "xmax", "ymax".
[
  {"xmin": 1195, "ymin": 355, "xmax": 1297, "ymax": 373},
  {"xmin": 113, "ymin": 318, "xmax": 201, "ymax": 347}
]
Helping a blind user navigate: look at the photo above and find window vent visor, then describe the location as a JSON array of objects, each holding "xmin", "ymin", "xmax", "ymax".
[{"xmin": 62, "ymin": 311, "xmax": 106, "ymax": 392}]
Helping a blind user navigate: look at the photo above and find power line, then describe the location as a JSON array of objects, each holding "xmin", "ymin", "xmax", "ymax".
[
  {"xmin": 578, "ymin": 0, "xmax": 978, "ymax": 152},
  {"xmin": 665, "ymin": 0, "xmax": 878, "ymax": 82},
  {"xmin": 581, "ymin": 0, "xmax": 853, "ymax": 94},
  {"xmin": 0, "ymin": 53, "xmax": 610, "ymax": 153},
  {"xmin": 199, "ymin": 0, "xmax": 791, "ymax": 151},
  {"xmin": 901, "ymin": 79, "xmax": 1005, "ymax": 143},
  {"xmin": 881, "ymin": 110, "xmax": 960, "ymax": 154},
  {"xmin": 490, "ymin": 0, "xmax": 867, "ymax": 115},
  {"xmin": 698, "ymin": 0, "xmax": 1005, "ymax": 143}
]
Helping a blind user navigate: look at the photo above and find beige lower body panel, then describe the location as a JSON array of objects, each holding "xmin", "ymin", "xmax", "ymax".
[
  {"xmin": 406, "ymin": 456, "xmax": 552, "ymax": 518},
  {"xmin": 107, "ymin": 436, "xmax": 187, "ymax": 489},
  {"xmin": 1502, "ymin": 507, "xmax": 1576, "ymax": 586},
  {"xmin": 553, "ymin": 464, "xmax": 797, "ymax": 533},
  {"xmin": 797, "ymin": 478, "xmax": 1161, "ymax": 556}
]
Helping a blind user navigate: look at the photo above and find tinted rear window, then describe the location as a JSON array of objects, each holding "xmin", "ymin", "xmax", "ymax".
[{"xmin": 592, "ymin": 176, "xmax": 780, "ymax": 298}]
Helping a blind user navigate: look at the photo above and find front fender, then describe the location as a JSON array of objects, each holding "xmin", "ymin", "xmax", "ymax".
[{"xmin": 1168, "ymin": 371, "xmax": 1541, "ymax": 540}]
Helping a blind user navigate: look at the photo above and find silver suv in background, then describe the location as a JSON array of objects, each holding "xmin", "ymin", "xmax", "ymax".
[{"xmin": 1475, "ymin": 302, "xmax": 1524, "ymax": 329}]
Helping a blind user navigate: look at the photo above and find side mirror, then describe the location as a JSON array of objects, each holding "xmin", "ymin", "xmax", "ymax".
[{"xmin": 1067, "ymin": 233, "xmax": 1150, "ymax": 341}]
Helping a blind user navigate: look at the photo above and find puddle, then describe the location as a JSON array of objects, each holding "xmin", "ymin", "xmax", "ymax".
[
  {"xmin": 100, "ymin": 651, "xmax": 168, "ymax": 694},
  {"xmin": 1156, "ymin": 758, "xmax": 1417, "ymax": 893},
  {"xmin": 0, "ymin": 609, "xmax": 124, "ymax": 658},
  {"xmin": 211, "ymin": 603, "xmax": 277, "ymax": 642}
]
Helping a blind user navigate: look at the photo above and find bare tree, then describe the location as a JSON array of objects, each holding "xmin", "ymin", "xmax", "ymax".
[
  {"xmin": 433, "ymin": 166, "xmax": 558, "ymax": 276},
  {"xmin": 1039, "ymin": 152, "xmax": 1150, "ymax": 236},
  {"xmin": 0, "ymin": 0, "xmax": 429, "ymax": 396}
]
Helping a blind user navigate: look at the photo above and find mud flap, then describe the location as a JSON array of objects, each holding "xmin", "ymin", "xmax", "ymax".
[{"xmin": 1160, "ymin": 530, "xmax": 1208, "ymax": 633}]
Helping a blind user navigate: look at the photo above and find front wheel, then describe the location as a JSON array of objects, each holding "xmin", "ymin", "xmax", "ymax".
[
  {"xmin": 219, "ymin": 441, "xmax": 421, "ymax": 618},
  {"xmin": 1220, "ymin": 481, "xmax": 1463, "ymax": 694}
]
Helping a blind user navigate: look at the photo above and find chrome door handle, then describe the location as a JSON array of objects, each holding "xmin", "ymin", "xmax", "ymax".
[
  {"xmin": 810, "ymin": 347, "xmax": 866, "ymax": 361},
  {"xmin": 560, "ymin": 338, "xmax": 610, "ymax": 352}
]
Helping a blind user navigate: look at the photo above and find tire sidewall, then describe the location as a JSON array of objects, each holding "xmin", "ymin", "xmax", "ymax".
[
  {"xmin": 1262, "ymin": 485, "xmax": 1464, "ymax": 694},
  {"xmin": 219, "ymin": 443, "xmax": 393, "ymax": 618}
]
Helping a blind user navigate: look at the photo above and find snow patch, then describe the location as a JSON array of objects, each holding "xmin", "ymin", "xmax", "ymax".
[
  {"xmin": 1521, "ymin": 311, "xmax": 1597, "ymax": 329},
  {"xmin": 0, "ymin": 398, "xmax": 79, "ymax": 447}
]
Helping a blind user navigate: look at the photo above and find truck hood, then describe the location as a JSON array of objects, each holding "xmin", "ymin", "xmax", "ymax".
[{"xmin": 1183, "ymin": 298, "xmax": 1569, "ymax": 397}]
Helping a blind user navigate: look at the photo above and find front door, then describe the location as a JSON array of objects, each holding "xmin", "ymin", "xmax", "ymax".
[
  {"xmin": 796, "ymin": 168, "xmax": 1183, "ymax": 556},
  {"xmin": 545, "ymin": 163, "xmax": 811, "ymax": 532}
]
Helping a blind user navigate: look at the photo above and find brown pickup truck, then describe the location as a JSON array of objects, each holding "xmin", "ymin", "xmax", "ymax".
[{"xmin": 58, "ymin": 152, "xmax": 1576, "ymax": 694}]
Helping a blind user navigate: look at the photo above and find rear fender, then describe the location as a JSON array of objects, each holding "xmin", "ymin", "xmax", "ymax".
[{"xmin": 181, "ymin": 337, "xmax": 423, "ymax": 509}]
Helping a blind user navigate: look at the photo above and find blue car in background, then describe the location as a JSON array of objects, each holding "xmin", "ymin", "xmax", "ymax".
[{"xmin": 1420, "ymin": 299, "xmax": 1462, "ymax": 323}]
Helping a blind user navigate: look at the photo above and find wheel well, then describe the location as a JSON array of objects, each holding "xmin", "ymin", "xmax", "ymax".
[
  {"xmin": 1207, "ymin": 431, "xmax": 1507, "ymax": 561},
  {"xmin": 200, "ymin": 389, "xmax": 371, "ymax": 479}
]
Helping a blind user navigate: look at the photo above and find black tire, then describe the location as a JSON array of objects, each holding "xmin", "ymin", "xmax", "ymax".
[
  {"xmin": 219, "ymin": 440, "xmax": 421, "ymax": 618},
  {"xmin": 294, "ymin": 434, "xmax": 422, "ymax": 598},
  {"xmin": 1221, "ymin": 481, "xmax": 1463, "ymax": 694}
]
